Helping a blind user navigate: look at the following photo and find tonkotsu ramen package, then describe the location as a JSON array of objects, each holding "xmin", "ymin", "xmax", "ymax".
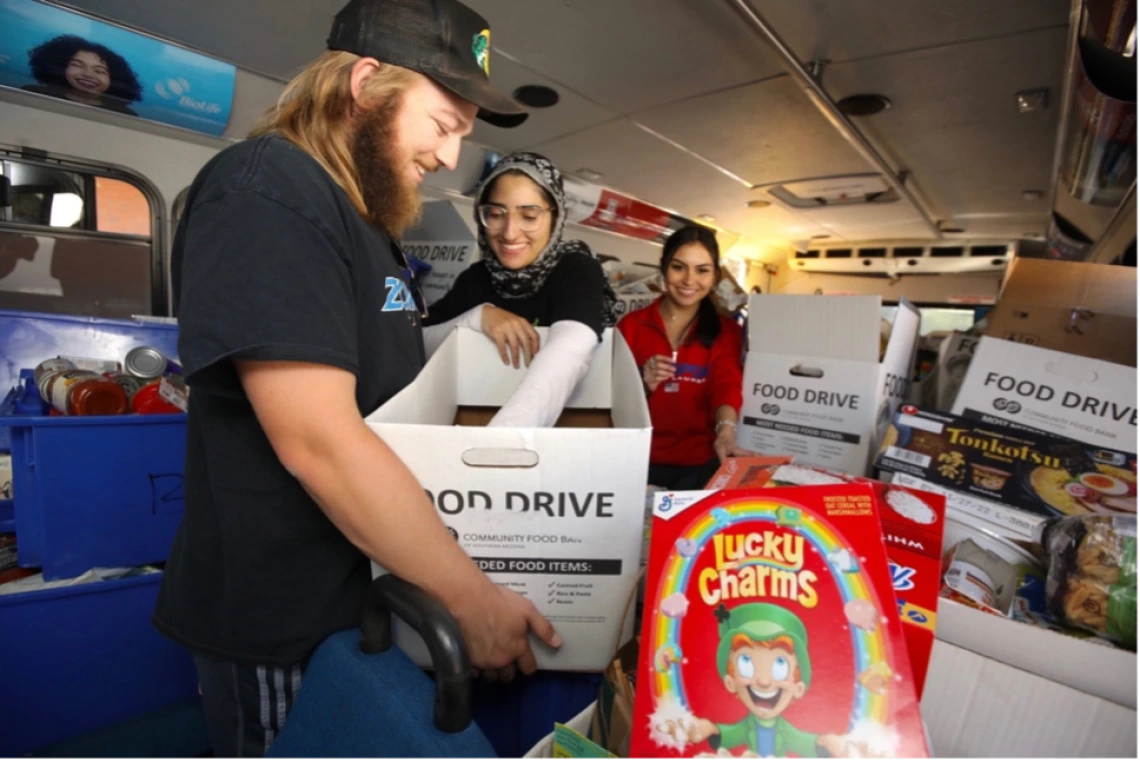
[
  {"xmin": 1038, "ymin": 514, "xmax": 1137, "ymax": 650},
  {"xmin": 631, "ymin": 485, "xmax": 929, "ymax": 758}
]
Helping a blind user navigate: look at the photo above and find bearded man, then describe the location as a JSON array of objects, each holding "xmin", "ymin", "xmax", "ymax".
[{"xmin": 153, "ymin": 1, "xmax": 560, "ymax": 755}]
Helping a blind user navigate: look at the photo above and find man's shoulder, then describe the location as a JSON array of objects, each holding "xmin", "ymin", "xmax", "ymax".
[{"xmin": 195, "ymin": 135, "xmax": 353, "ymax": 221}]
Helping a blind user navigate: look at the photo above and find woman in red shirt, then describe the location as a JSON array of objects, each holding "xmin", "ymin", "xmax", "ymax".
[{"xmin": 618, "ymin": 225, "xmax": 751, "ymax": 490}]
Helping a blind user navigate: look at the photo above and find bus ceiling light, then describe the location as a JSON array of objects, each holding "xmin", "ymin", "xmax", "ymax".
[
  {"xmin": 747, "ymin": 199, "xmax": 771, "ymax": 208},
  {"xmin": 1016, "ymin": 88, "xmax": 1049, "ymax": 114},
  {"xmin": 724, "ymin": 0, "xmax": 940, "ymax": 237},
  {"xmin": 1022, "ymin": 190, "xmax": 1045, "ymax": 201},
  {"xmin": 697, "ymin": 213, "xmax": 717, "ymax": 223},
  {"xmin": 836, "ymin": 93, "xmax": 892, "ymax": 116},
  {"xmin": 575, "ymin": 168, "xmax": 604, "ymax": 182}
]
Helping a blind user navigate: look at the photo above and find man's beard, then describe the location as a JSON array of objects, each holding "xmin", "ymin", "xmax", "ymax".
[{"xmin": 352, "ymin": 100, "xmax": 422, "ymax": 238}]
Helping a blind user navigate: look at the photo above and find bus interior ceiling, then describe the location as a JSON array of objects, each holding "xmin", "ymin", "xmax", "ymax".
[{"xmin": 0, "ymin": 0, "xmax": 1133, "ymax": 310}]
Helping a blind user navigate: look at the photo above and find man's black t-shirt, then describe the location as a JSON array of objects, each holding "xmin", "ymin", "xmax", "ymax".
[
  {"xmin": 152, "ymin": 135, "xmax": 425, "ymax": 666},
  {"xmin": 424, "ymin": 252, "xmax": 607, "ymax": 336}
]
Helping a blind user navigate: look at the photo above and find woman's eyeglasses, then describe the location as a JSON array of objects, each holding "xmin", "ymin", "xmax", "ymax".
[{"xmin": 477, "ymin": 204, "xmax": 552, "ymax": 234}]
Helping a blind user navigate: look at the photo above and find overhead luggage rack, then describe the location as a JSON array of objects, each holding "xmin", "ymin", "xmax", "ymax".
[{"xmin": 792, "ymin": 240, "xmax": 1017, "ymax": 275}]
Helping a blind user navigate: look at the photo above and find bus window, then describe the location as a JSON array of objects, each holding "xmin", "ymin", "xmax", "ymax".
[
  {"xmin": 95, "ymin": 177, "xmax": 150, "ymax": 236},
  {"xmin": 6, "ymin": 162, "xmax": 86, "ymax": 228},
  {"xmin": 0, "ymin": 157, "xmax": 161, "ymax": 318},
  {"xmin": 882, "ymin": 306, "xmax": 976, "ymax": 336}
]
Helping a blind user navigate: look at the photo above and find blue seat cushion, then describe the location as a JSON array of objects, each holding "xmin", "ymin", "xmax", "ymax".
[{"xmin": 268, "ymin": 629, "xmax": 495, "ymax": 758}]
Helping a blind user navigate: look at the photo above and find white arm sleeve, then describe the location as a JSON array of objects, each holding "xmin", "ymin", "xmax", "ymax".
[
  {"xmin": 421, "ymin": 304, "xmax": 485, "ymax": 359},
  {"xmin": 489, "ymin": 320, "xmax": 600, "ymax": 428}
]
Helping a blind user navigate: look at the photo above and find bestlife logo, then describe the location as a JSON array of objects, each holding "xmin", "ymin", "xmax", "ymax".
[{"xmin": 154, "ymin": 77, "xmax": 222, "ymax": 115}]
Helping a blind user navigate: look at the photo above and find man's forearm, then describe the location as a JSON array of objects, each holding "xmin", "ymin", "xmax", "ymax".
[{"xmin": 289, "ymin": 420, "xmax": 491, "ymax": 610}]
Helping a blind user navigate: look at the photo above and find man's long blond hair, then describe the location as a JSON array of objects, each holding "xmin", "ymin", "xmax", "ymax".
[{"xmin": 250, "ymin": 51, "xmax": 419, "ymax": 217}]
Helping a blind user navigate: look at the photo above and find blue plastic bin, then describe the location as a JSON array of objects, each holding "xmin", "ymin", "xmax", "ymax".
[
  {"xmin": 471, "ymin": 672, "xmax": 601, "ymax": 758},
  {"xmin": 4, "ymin": 406, "xmax": 186, "ymax": 579},
  {"xmin": 0, "ymin": 498, "xmax": 12, "ymax": 535},
  {"xmin": 0, "ymin": 310, "xmax": 186, "ymax": 580},
  {"xmin": 0, "ymin": 571, "xmax": 199, "ymax": 756},
  {"xmin": 0, "ymin": 310, "xmax": 180, "ymax": 450}
]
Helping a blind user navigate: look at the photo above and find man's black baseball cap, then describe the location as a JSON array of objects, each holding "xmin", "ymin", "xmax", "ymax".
[{"xmin": 328, "ymin": 0, "xmax": 528, "ymax": 128}]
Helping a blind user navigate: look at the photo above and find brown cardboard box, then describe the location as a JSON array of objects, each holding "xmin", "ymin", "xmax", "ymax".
[
  {"xmin": 588, "ymin": 636, "xmax": 638, "ymax": 757},
  {"xmin": 987, "ymin": 259, "xmax": 1136, "ymax": 366}
]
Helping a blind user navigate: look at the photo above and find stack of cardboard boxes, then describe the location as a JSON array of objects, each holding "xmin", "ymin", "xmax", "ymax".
[
  {"xmin": 364, "ymin": 259, "xmax": 1135, "ymax": 757},
  {"xmin": 875, "ymin": 259, "xmax": 1137, "ymax": 757}
]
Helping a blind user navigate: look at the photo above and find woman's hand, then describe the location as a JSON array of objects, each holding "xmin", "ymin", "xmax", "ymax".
[
  {"xmin": 714, "ymin": 422, "xmax": 755, "ymax": 463},
  {"xmin": 642, "ymin": 354, "xmax": 676, "ymax": 394},
  {"xmin": 482, "ymin": 305, "xmax": 541, "ymax": 368}
]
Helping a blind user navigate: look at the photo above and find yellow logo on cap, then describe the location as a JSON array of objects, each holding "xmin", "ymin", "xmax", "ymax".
[{"xmin": 473, "ymin": 29, "xmax": 490, "ymax": 75}]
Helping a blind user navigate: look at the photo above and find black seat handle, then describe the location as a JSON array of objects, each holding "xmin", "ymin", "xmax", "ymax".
[{"xmin": 359, "ymin": 575, "xmax": 473, "ymax": 734}]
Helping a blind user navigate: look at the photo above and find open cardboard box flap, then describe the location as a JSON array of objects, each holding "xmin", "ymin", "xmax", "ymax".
[
  {"xmin": 747, "ymin": 292, "xmax": 883, "ymax": 361},
  {"xmin": 739, "ymin": 295, "xmax": 920, "ymax": 474},
  {"xmin": 988, "ymin": 258, "xmax": 1137, "ymax": 367},
  {"xmin": 370, "ymin": 328, "xmax": 633, "ymax": 427},
  {"xmin": 936, "ymin": 598, "xmax": 1136, "ymax": 709}
]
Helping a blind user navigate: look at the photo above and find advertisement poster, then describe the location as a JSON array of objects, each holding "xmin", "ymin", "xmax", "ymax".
[{"xmin": 0, "ymin": 0, "xmax": 236, "ymax": 136}]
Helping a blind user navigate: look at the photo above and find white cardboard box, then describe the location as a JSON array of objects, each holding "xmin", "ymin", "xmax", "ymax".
[
  {"xmin": 923, "ymin": 599, "xmax": 1137, "ymax": 757},
  {"xmin": 738, "ymin": 295, "xmax": 920, "ymax": 474},
  {"xmin": 952, "ymin": 337, "xmax": 1138, "ymax": 452},
  {"xmin": 365, "ymin": 328, "xmax": 651, "ymax": 671},
  {"xmin": 932, "ymin": 332, "xmax": 979, "ymax": 412}
]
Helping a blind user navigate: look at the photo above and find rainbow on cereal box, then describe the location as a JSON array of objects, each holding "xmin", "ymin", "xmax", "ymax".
[{"xmin": 631, "ymin": 485, "xmax": 929, "ymax": 759}]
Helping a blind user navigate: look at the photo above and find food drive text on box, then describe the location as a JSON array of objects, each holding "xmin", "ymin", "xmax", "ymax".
[
  {"xmin": 751, "ymin": 383, "xmax": 863, "ymax": 410},
  {"xmin": 426, "ymin": 489, "xmax": 616, "ymax": 518}
]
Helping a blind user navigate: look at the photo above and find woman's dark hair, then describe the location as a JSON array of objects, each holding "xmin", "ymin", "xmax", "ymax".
[
  {"xmin": 28, "ymin": 35, "xmax": 143, "ymax": 103},
  {"xmin": 661, "ymin": 224, "xmax": 722, "ymax": 348}
]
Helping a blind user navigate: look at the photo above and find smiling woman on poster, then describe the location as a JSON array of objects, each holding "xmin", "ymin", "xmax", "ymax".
[
  {"xmin": 22, "ymin": 34, "xmax": 143, "ymax": 116},
  {"xmin": 0, "ymin": 0, "xmax": 237, "ymax": 136}
]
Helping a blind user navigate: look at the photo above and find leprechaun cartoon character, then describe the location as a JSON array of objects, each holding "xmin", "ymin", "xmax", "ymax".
[{"xmin": 670, "ymin": 603, "xmax": 853, "ymax": 757}]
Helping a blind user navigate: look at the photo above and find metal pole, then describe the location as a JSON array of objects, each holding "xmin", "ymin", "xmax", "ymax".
[
  {"xmin": 1046, "ymin": 0, "xmax": 1087, "ymax": 220},
  {"xmin": 725, "ymin": 0, "xmax": 944, "ymax": 238}
]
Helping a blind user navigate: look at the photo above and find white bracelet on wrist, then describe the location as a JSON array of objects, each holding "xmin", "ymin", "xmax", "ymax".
[{"xmin": 715, "ymin": 420, "xmax": 737, "ymax": 434}]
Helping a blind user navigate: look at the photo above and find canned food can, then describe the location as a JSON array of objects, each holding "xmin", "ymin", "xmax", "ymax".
[
  {"xmin": 66, "ymin": 378, "xmax": 129, "ymax": 416},
  {"xmin": 124, "ymin": 346, "xmax": 170, "ymax": 380},
  {"xmin": 43, "ymin": 370, "xmax": 101, "ymax": 414},
  {"xmin": 38, "ymin": 368, "xmax": 91, "ymax": 403},
  {"xmin": 33, "ymin": 358, "xmax": 76, "ymax": 388},
  {"xmin": 104, "ymin": 372, "xmax": 143, "ymax": 400},
  {"xmin": 131, "ymin": 381, "xmax": 183, "ymax": 415},
  {"xmin": 59, "ymin": 355, "xmax": 122, "ymax": 374}
]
